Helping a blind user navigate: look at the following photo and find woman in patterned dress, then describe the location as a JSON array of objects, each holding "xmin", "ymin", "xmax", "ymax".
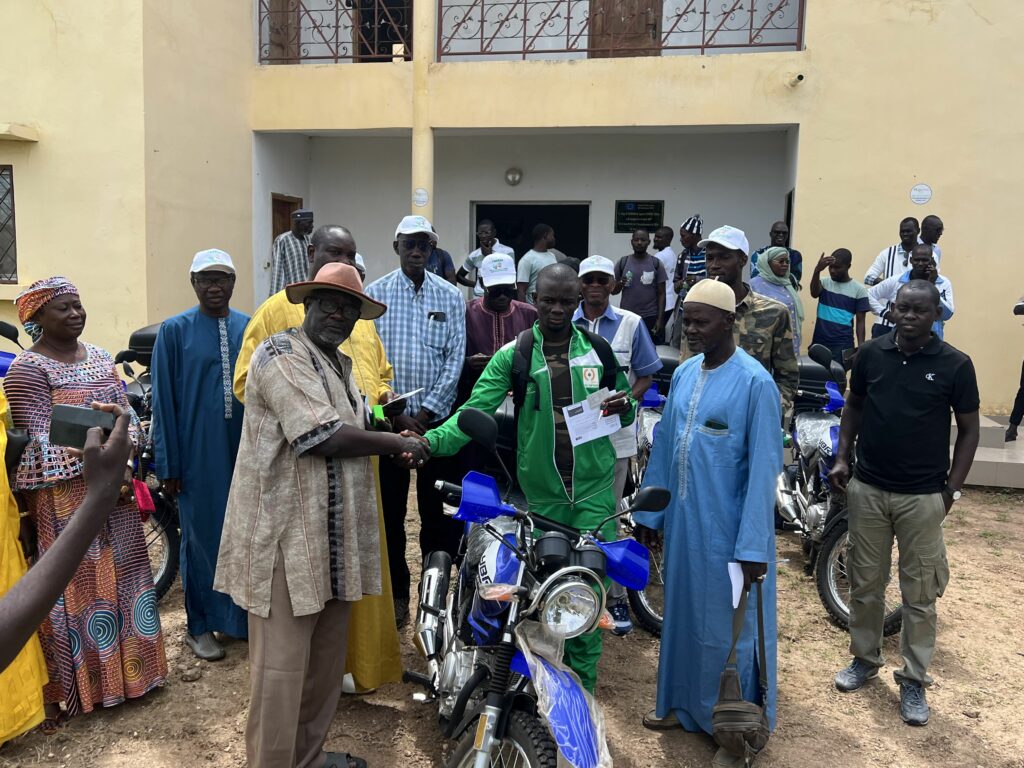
[{"xmin": 4, "ymin": 277, "xmax": 167, "ymax": 726}]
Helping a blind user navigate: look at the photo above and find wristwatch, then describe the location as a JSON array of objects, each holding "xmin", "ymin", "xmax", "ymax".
[{"xmin": 942, "ymin": 485, "xmax": 962, "ymax": 502}]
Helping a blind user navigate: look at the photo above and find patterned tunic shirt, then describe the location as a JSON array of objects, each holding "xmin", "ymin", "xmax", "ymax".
[
  {"xmin": 680, "ymin": 285, "xmax": 798, "ymax": 416},
  {"xmin": 214, "ymin": 327, "xmax": 381, "ymax": 617}
]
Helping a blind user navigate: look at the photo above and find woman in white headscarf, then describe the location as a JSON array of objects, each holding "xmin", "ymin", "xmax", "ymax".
[{"xmin": 751, "ymin": 247, "xmax": 803, "ymax": 355}]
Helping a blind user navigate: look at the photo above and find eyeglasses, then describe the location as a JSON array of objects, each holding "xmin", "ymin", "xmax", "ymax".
[
  {"xmin": 399, "ymin": 238, "xmax": 432, "ymax": 253},
  {"xmin": 193, "ymin": 274, "xmax": 235, "ymax": 288},
  {"xmin": 314, "ymin": 296, "xmax": 362, "ymax": 320},
  {"xmin": 581, "ymin": 274, "xmax": 611, "ymax": 285}
]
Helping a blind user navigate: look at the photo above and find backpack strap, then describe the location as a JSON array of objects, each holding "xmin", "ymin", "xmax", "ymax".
[{"xmin": 510, "ymin": 328, "xmax": 536, "ymax": 415}]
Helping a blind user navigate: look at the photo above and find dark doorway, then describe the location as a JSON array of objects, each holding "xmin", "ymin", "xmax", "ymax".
[
  {"xmin": 473, "ymin": 203, "xmax": 590, "ymax": 263},
  {"xmin": 272, "ymin": 193, "xmax": 303, "ymax": 243}
]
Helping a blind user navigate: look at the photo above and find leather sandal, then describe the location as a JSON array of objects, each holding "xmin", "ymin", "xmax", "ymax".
[{"xmin": 642, "ymin": 709, "xmax": 683, "ymax": 731}]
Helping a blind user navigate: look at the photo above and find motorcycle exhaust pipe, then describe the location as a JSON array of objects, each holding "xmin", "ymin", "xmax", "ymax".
[
  {"xmin": 414, "ymin": 550, "xmax": 452, "ymax": 679},
  {"xmin": 775, "ymin": 472, "xmax": 802, "ymax": 525}
]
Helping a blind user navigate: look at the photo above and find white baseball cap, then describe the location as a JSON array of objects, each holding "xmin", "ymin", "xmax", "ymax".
[
  {"xmin": 698, "ymin": 225, "xmax": 749, "ymax": 256},
  {"xmin": 578, "ymin": 255, "xmax": 615, "ymax": 278},
  {"xmin": 394, "ymin": 215, "xmax": 438, "ymax": 245},
  {"xmin": 479, "ymin": 254, "xmax": 516, "ymax": 287},
  {"xmin": 190, "ymin": 248, "xmax": 236, "ymax": 275}
]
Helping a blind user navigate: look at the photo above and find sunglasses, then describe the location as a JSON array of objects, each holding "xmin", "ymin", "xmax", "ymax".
[
  {"xmin": 581, "ymin": 274, "xmax": 611, "ymax": 285},
  {"xmin": 313, "ymin": 296, "xmax": 362, "ymax": 320},
  {"xmin": 486, "ymin": 285, "xmax": 516, "ymax": 297},
  {"xmin": 399, "ymin": 238, "xmax": 433, "ymax": 253},
  {"xmin": 193, "ymin": 274, "xmax": 235, "ymax": 289}
]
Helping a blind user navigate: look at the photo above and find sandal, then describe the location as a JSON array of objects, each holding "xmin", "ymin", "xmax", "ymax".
[
  {"xmin": 39, "ymin": 711, "xmax": 68, "ymax": 735},
  {"xmin": 642, "ymin": 709, "xmax": 683, "ymax": 731},
  {"xmin": 324, "ymin": 752, "xmax": 368, "ymax": 768}
]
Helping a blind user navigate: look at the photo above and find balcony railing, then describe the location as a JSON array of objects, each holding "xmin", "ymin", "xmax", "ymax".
[
  {"xmin": 437, "ymin": 0, "xmax": 804, "ymax": 61},
  {"xmin": 258, "ymin": 0, "xmax": 412, "ymax": 63},
  {"xmin": 257, "ymin": 0, "xmax": 803, "ymax": 63}
]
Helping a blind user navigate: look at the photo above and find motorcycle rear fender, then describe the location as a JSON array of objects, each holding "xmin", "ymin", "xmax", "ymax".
[{"xmin": 510, "ymin": 650, "xmax": 604, "ymax": 768}]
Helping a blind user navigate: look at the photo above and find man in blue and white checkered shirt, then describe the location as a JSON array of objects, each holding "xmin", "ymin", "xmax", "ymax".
[{"xmin": 365, "ymin": 215, "xmax": 467, "ymax": 628}]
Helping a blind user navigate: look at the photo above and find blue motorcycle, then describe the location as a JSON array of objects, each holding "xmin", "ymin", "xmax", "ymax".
[{"xmin": 409, "ymin": 408, "xmax": 669, "ymax": 768}]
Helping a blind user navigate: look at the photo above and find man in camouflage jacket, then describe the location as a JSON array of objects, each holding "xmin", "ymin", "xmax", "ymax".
[{"xmin": 679, "ymin": 225, "xmax": 798, "ymax": 418}]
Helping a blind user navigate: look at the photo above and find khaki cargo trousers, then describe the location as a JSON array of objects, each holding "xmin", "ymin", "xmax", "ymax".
[{"xmin": 846, "ymin": 476, "xmax": 950, "ymax": 685}]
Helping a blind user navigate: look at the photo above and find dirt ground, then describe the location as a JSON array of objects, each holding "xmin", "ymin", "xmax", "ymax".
[{"xmin": 3, "ymin": 489, "xmax": 1023, "ymax": 768}]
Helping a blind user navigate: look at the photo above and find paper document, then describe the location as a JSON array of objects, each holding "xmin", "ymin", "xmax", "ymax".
[
  {"xmin": 387, "ymin": 387, "xmax": 424, "ymax": 405},
  {"xmin": 727, "ymin": 562, "xmax": 744, "ymax": 609},
  {"xmin": 562, "ymin": 387, "xmax": 620, "ymax": 446}
]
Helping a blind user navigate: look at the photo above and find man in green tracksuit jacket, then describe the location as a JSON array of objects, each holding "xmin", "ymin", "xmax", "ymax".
[{"xmin": 425, "ymin": 263, "xmax": 636, "ymax": 691}]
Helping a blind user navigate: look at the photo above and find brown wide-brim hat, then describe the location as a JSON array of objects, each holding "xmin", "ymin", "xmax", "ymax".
[{"xmin": 285, "ymin": 262, "xmax": 387, "ymax": 320}]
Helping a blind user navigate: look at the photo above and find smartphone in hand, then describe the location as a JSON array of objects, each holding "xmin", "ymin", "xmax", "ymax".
[{"xmin": 50, "ymin": 404, "xmax": 117, "ymax": 450}]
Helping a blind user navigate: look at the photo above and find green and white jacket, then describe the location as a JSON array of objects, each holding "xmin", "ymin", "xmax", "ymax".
[{"xmin": 425, "ymin": 324, "xmax": 635, "ymax": 535}]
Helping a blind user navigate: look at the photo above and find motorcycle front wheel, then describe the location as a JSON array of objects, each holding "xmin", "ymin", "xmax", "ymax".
[
  {"xmin": 447, "ymin": 710, "xmax": 557, "ymax": 768},
  {"xmin": 816, "ymin": 519, "xmax": 903, "ymax": 637},
  {"xmin": 144, "ymin": 495, "xmax": 180, "ymax": 602}
]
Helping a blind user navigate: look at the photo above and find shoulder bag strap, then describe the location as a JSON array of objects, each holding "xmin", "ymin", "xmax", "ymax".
[
  {"xmin": 724, "ymin": 586, "xmax": 749, "ymax": 667},
  {"xmin": 754, "ymin": 579, "xmax": 769, "ymax": 698},
  {"xmin": 725, "ymin": 581, "xmax": 770, "ymax": 696}
]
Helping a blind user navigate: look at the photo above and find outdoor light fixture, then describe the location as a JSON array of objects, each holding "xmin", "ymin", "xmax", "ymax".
[{"xmin": 505, "ymin": 167, "xmax": 523, "ymax": 186}]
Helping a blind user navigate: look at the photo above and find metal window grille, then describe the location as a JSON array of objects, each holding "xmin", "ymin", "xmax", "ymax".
[{"xmin": 0, "ymin": 167, "xmax": 17, "ymax": 284}]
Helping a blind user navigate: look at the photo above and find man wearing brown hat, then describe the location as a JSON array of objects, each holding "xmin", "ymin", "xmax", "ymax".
[{"xmin": 215, "ymin": 263, "xmax": 428, "ymax": 768}]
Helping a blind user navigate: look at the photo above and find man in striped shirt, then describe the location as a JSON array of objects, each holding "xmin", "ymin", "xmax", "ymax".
[
  {"xmin": 365, "ymin": 215, "xmax": 467, "ymax": 628},
  {"xmin": 270, "ymin": 209, "xmax": 314, "ymax": 294},
  {"xmin": 864, "ymin": 217, "xmax": 944, "ymax": 286}
]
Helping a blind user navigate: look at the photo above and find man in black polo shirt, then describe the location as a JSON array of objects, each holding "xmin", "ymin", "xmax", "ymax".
[{"xmin": 828, "ymin": 279, "xmax": 979, "ymax": 727}]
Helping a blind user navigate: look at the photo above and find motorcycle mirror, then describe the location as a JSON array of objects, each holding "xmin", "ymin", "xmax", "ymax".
[
  {"xmin": 627, "ymin": 486, "xmax": 671, "ymax": 513},
  {"xmin": 114, "ymin": 350, "xmax": 138, "ymax": 365},
  {"xmin": 807, "ymin": 344, "xmax": 834, "ymax": 372},
  {"xmin": 457, "ymin": 408, "xmax": 499, "ymax": 452},
  {"xmin": 0, "ymin": 321, "xmax": 23, "ymax": 350}
]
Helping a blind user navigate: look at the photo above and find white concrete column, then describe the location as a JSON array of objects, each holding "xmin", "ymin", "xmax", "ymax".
[{"xmin": 410, "ymin": 0, "xmax": 435, "ymax": 219}]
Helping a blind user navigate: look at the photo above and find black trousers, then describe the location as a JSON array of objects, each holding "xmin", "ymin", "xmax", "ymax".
[
  {"xmin": 641, "ymin": 315, "xmax": 663, "ymax": 345},
  {"xmin": 378, "ymin": 453, "xmax": 463, "ymax": 600},
  {"xmin": 1011, "ymin": 358, "xmax": 1024, "ymax": 427}
]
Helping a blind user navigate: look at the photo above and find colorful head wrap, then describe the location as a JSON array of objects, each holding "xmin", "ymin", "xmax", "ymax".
[{"xmin": 15, "ymin": 276, "xmax": 80, "ymax": 341}]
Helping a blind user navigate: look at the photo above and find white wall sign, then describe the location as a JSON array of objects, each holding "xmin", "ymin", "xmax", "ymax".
[
  {"xmin": 413, "ymin": 187, "xmax": 429, "ymax": 207},
  {"xmin": 910, "ymin": 183, "xmax": 932, "ymax": 205}
]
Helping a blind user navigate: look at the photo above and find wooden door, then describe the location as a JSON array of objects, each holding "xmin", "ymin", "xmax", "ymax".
[
  {"xmin": 269, "ymin": 194, "xmax": 302, "ymax": 272},
  {"xmin": 589, "ymin": 0, "xmax": 662, "ymax": 58}
]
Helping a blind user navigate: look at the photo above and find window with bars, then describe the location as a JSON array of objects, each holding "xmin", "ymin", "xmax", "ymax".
[{"xmin": 0, "ymin": 167, "xmax": 16, "ymax": 284}]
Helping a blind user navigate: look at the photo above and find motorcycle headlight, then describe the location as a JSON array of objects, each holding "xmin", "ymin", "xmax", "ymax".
[{"xmin": 538, "ymin": 578, "xmax": 601, "ymax": 639}]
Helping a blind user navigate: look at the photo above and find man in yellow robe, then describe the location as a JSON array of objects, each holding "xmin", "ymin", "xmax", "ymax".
[
  {"xmin": 0, "ymin": 388, "xmax": 49, "ymax": 741},
  {"xmin": 234, "ymin": 225, "xmax": 402, "ymax": 692}
]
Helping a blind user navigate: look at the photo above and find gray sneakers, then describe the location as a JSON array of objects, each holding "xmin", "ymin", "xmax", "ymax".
[
  {"xmin": 834, "ymin": 658, "xmax": 879, "ymax": 692},
  {"xmin": 899, "ymin": 680, "xmax": 930, "ymax": 726}
]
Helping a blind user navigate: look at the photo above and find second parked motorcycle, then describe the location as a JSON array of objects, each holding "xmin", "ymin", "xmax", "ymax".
[
  {"xmin": 116, "ymin": 323, "xmax": 181, "ymax": 602},
  {"xmin": 776, "ymin": 344, "xmax": 902, "ymax": 636}
]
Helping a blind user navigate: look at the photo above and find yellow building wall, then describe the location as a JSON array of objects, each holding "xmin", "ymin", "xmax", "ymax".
[
  {"xmin": 142, "ymin": 0, "xmax": 256, "ymax": 320},
  {"xmin": 251, "ymin": 0, "xmax": 1022, "ymax": 411},
  {"xmin": 0, "ymin": 1, "xmax": 148, "ymax": 356}
]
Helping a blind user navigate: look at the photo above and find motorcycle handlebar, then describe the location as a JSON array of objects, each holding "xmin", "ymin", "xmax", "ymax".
[
  {"xmin": 432, "ymin": 479, "xmax": 588, "ymax": 542},
  {"xmin": 796, "ymin": 389, "xmax": 830, "ymax": 403},
  {"xmin": 434, "ymin": 480, "xmax": 463, "ymax": 507}
]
